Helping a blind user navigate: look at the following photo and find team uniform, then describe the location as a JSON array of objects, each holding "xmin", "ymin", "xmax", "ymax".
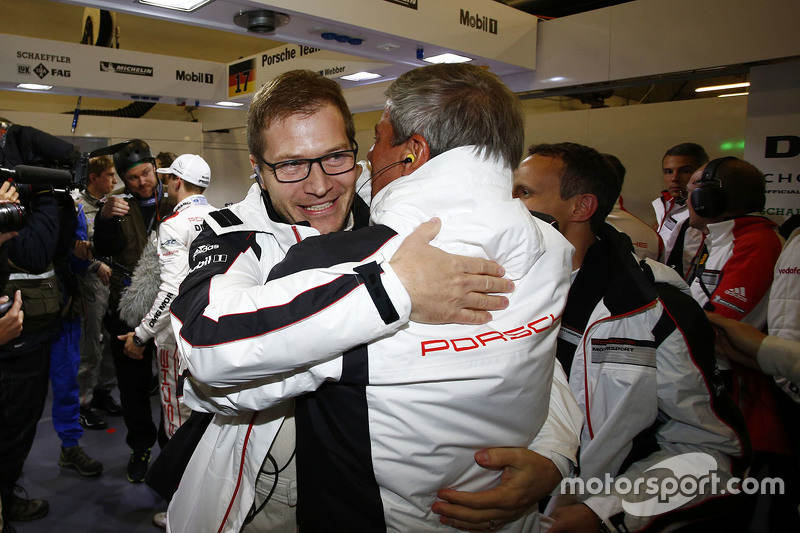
[
  {"xmin": 607, "ymin": 197, "xmax": 663, "ymax": 261},
  {"xmin": 652, "ymin": 192, "xmax": 703, "ymax": 277},
  {"xmin": 686, "ymin": 215, "xmax": 787, "ymax": 464},
  {"xmin": 133, "ymin": 194, "xmax": 214, "ymax": 438},
  {"xmin": 168, "ymin": 148, "xmax": 578, "ymax": 532},
  {"xmin": 686, "ymin": 215, "xmax": 782, "ymax": 326},
  {"xmin": 767, "ymin": 226, "xmax": 800, "ymax": 400},
  {"xmin": 549, "ymin": 224, "xmax": 749, "ymax": 531}
]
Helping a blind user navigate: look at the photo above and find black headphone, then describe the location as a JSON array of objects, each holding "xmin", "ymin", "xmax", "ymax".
[{"xmin": 690, "ymin": 156, "xmax": 737, "ymax": 218}]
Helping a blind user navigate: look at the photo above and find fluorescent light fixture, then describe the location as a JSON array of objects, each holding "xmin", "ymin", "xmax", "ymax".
[
  {"xmin": 340, "ymin": 72, "xmax": 381, "ymax": 82},
  {"xmin": 423, "ymin": 53, "xmax": 472, "ymax": 64},
  {"xmin": 16, "ymin": 83, "xmax": 52, "ymax": 90},
  {"xmin": 695, "ymin": 82, "xmax": 750, "ymax": 93},
  {"xmin": 717, "ymin": 92, "xmax": 749, "ymax": 98},
  {"xmin": 137, "ymin": 0, "xmax": 213, "ymax": 12},
  {"xmin": 215, "ymin": 101, "xmax": 244, "ymax": 107}
]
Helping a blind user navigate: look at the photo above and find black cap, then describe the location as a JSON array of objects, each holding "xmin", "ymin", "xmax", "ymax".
[{"xmin": 113, "ymin": 139, "xmax": 154, "ymax": 177}]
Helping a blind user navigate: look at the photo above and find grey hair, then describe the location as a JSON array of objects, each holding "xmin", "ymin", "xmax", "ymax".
[{"xmin": 384, "ymin": 64, "xmax": 524, "ymax": 169}]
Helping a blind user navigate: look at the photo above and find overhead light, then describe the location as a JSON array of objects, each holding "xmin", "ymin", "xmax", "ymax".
[
  {"xmin": 340, "ymin": 72, "xmax": 381, "ymax": 82},
  {"xmin": 423, "ymin": 53, "xmax": 472, "ymax": 64},
  {"xmin": 695, "ymin": 82, "xmax": 750, "ymax": 93},
  {"xmin": 718, "ymin": 92, "xmax": 749, "ymax": 98},
  {"xmin": 136, "ymin": 0, "xmax": 213, "ymax": 11},
  {"xmin": 17, "ymin": 83, "xmax": 52, "ymax": 90},
  {"xmin": 215, "ymin": 101, "xmax": 244, "ymax": 107}
]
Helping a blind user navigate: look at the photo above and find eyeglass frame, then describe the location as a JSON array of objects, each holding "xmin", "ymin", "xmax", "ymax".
[{"xmin": 253, "ymin": 141, "xmax": 359, "ymax": 184}]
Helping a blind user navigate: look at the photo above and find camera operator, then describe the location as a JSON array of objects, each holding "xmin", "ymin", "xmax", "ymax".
[
  {"xmin": 0, "ymin": 121, "xmax": 102, "ymax": 529},
  {"xmin": 93, "ymin": 139, "xmax": 171, "ymax": 483},
  {"xmin": 0, "ymin": 178, "xmax": 60, "ymax": 527}
]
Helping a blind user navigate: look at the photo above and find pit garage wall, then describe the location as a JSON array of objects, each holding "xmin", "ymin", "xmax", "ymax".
[
  {"xmin": 745, "ymin": 61, "xmax": 800, "ymax": 220},
  {"xmin": 3, "ymin": 95, "xmax": 748, "ymax": 222}
]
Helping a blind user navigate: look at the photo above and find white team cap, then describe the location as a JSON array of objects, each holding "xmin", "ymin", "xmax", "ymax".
[{"xmin": 157, "ymin": 154, "xmax": 210, "ymax": 188}]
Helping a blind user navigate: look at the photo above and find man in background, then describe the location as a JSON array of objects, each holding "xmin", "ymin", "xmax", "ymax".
[
  {"xmin": 652, "ymin": 142, "xmax": 708, "ymax": 276},
  {"xmin": 94, "ymin": 139, "xmax": 171, "ymax": 483},
  {"xmin": 603, "ymin": 153, "xmax": 663, "ymax": 261},
  {"xmin": 73, "ymin": 155, "xmax": 120, "ymax": 431},
  {"xmin": 514, "ymin": 142, "xmax": 747, "ymax": 532}
]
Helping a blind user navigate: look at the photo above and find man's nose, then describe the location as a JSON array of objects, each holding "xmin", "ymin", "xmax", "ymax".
[{"xmin": 304, "ymin": 162, "xmax": 333, "ymax": 196}]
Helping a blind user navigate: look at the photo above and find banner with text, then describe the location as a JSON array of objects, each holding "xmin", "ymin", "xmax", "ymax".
[
  {"xmin": 227, "ymin": 44, "xmax": 391, "ymax": 101},
  {"xmin": 745, "ymin": 60, "xmax": 800, "ymax": 218}
]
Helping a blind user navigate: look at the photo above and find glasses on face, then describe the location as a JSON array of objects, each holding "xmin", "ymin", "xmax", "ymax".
[{"xmin": 257, "ymin": 142, "xmax": 359, "ymax": 184}]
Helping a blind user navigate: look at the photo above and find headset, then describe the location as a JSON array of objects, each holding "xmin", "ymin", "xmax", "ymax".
[{"xmin": 689, "ymin": 156, "xmax": 737, "ymax": 218}]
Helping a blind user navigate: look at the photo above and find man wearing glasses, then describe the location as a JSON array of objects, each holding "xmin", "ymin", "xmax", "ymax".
[{"xmin": 168, "ymin": 68, "xmax": 578, "ymax": 532}]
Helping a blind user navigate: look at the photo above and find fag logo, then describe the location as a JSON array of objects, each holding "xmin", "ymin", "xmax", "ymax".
[{"xmin": 34, "ymin": 63, "xmax": 49, "ymax": 79}]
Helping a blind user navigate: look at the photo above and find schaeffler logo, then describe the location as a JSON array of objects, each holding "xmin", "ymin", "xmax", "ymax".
[
  {"xmin": 561, "ymin": 452, "xmax": 784, "ymax": 517},
  {"xmin": 459, "ymin": 9, "xmax": 498, "ymax": 34}
]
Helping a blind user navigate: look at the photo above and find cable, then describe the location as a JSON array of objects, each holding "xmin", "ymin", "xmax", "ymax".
[{"xmin": 242, "ymin": 448, "xmax": 296, "ymax": 525}]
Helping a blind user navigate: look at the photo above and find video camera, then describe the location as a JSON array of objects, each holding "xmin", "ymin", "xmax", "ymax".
[
  {"xmin": 0, "ymin": 140, "xmax": 130, "ymax": 232},
  {"xmin": 0, "ymin": 164, "xmax": 77, "ymax": 232}
]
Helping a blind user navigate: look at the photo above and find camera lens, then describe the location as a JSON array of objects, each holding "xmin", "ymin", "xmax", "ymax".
[{"xmin": 0, "ymin": 202, "xmax": 27, "ymax": 232}]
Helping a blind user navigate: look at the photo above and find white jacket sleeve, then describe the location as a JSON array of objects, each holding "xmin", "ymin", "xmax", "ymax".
[
  {"xmin": 172, "ymin": 226, "xmax": 411, "ymax": 390},
  {"xmin": 582, "ymin": 311, "xmax": 747, "ymax": 530},
  {"xmin": 135, "ymin": 219, "xmax": 186, "ymax": 343},
  {"xmin": 529, "ymin": 360, "xmax": 582, "ymax": 478}
]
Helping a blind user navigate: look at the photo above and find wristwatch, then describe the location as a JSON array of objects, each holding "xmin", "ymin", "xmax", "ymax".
[{"xmin": 132, "ymin": 334, "xmax": 147, "ymax": 347}]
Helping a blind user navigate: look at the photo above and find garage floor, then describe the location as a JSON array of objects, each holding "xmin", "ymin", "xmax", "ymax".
[{"xmin": 12, "ymin": 388, "xmax": 166, "ymax": 533}]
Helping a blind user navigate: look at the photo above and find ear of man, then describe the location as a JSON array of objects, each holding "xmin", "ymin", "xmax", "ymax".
[
  {"xmin": 401, "ymin": 134, "xmax": 430, "ymax": 174},
  {"xmin": 572, "ymin": 193, "xmax": 599, "ymax": 224}
]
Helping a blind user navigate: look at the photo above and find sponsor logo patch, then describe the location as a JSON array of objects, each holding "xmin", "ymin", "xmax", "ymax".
[
  {"xmin": 192, "ymin": 243, "xmax": 220, "ymax": 260},
  {"xmin": 100, "ymin": 61, "xmax": 154, "ymax": 77},
  {"xmin": 724, "ymin": 287, "xmax": 747, "ymax": 302}
]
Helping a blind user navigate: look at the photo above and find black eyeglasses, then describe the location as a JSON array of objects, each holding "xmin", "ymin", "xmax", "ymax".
[{"xmin": 256, "ymin": 142, "xmax": 359, "ymax": 183}]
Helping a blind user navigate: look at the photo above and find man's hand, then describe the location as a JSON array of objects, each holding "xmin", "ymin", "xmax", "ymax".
[
  {"xmin": 706, "ymin": 311, "xmax": 765, "ymax": 370},
  {"xmin": 0, "ymin": 181, "xmax": 19, "ymax": 204},
  {"xmin": 72, "ymin": 240, "xmax": 93, "ymax": 261},
  {"xmin": 98, "ymin": 263, "xmax": 112, "ymax": 285},
  {"xmin": 100, "ymin": 196, "xmax": 129, "ymax": 220},
  {"xmin": 390, "ymin": 218, "xmax": 513, "ymax": 325},
  {"xmin": 548, "ymin": 503, "xmax": 603, "ymax": 533},
  {"xmin": 118, "ymin": 331, "xmax": 145, "ymax": 359},
  {"xmin": 432, "ymin": 448, "xmax": 561, "ymax": 531},
  {"xmin": 0, "ymin": 290, "xmax": 24, "ymax": 345}
]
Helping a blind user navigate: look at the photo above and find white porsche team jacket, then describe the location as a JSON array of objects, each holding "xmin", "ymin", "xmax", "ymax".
[
  {"xmin": 550, "ymin": 226, "xmax": 748, "ymax": 532},
  {"xmin": 652, "ymin": 192, "xmax": 703, "ymax": 277},
  {"xmin": 134, "ymin": 194, "xmax": 215, "ymax": 347},
  {"xmin": 767, "ymin": 227, "xmax": 800, "ymax": 401},
  {"xmin": 168, "ymin": 147, "xmax": 576, "ymax": 532}
]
